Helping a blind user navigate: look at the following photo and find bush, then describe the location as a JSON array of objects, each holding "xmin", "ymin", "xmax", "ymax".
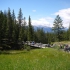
[
  {"xmin": 2, "ymin": 44, "xmax": 11, "ymax": 50},
  {"xmin": 24, "ymin": 44, "xmax": 31, "ymax": 51},
  {"xmin": 26, "ymin": 46, "xmax": 30, "ymax": 51},
  {"xmin": 53, "ymin": 45, "xmax": 60, "ymax": 50}
]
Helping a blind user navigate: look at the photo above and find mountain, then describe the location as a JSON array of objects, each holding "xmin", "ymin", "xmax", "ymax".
[
  {"xmin": 33, "ymin": 26, "xmax": 52, "ymax": 32},
  {"xmin": 33, "ymin": 26, "xmax": 68, "ymax": 32}
]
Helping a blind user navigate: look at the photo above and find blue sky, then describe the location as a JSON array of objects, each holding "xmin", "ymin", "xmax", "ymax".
[{"xmin": 0, "ymin": 0, "xmax": 70, "ymax": 27}]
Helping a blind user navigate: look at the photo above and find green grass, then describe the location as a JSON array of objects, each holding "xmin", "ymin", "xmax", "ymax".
[{"xmin": 0, "ymin": 48, "xmax": 70, "ymax": 70}]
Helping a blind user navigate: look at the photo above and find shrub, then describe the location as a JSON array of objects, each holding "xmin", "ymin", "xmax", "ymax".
[{"xmin": 24, "ymin": 44, "xmax": 31, "ymax": 51}]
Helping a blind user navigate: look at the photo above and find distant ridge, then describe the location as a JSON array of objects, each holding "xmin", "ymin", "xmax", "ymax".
[
  {"xmin": 33, "ymin": 26, "xmax": 68, "ymax": 32},
  {"xmin": 33, "ymin": 26, "xmax": 52, "ymax": 32}
]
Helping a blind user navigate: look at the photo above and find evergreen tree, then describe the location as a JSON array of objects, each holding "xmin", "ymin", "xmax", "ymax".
[
  {"xmin": 3, "ymin": 10, "xmax": 8, "ymax": 39},
  {"xmin": 11, "ymin": 9, "xmax": 16, "ymax": 42},
  {"xmin": 7, "ymin": 8, "xmax": 13, "ymax": 42},
  {"xmin": 52, "ymin": 15, "xmax": 64, "ymax": 41},
  {"xmin": 21, "ymin": 17, "xmax": 27, "ymax": 41},
  {"xmin": 36, "ymin": 28, "xmax": 46, "ymax": 43},
  {"xmin": 28, "ymin": 16, "xmax": 34, "ymax": 41},
  {"xmin": 0, "ymin": 11, "xmax": 4, "ymax": 46},
  {"xmin": 18, "ymin": 8, "xmax": 23, "ymax": 41},
  {"xmin": 12, "ymin": 10, "xmax": 15, "ymax": 21},
  {"xmin": 46, "ymin": 32, "xmax": 51, "ymax": 44}
]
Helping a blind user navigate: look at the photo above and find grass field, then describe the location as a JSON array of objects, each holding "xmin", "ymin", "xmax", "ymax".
[{"xmin": 0, "ymin": 48, "xmax": 70, "ymax": 70}]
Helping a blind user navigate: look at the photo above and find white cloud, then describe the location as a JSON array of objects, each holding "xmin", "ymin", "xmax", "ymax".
[
  {"xmin": 32, "ymin": 10, "xmax": 36, "ymax": 12},
  {"xmin": 31, "ymin": 17, "xmax": 53, "ymax": 27},
  {"xmin": 54, "ymin": 8, "xmax": 70, "ymax": 28}
]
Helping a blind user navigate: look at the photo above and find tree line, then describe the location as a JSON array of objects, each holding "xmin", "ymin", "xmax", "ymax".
[{"xmin": 0, "ymin": 8, "xmax": 70, "ymax": 50}]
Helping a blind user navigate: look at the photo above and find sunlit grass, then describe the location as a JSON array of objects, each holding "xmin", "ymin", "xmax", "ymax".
[
  {"xmin": 0, "ymin": 48, "xmax": 70, "ymax": 70},
  {"xmin": 53, "ymin": 41, "xmax": 70, "ymax": 45}
]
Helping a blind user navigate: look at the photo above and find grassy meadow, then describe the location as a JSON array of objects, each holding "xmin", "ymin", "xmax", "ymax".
[{"xmin": 0, "ymin": 48, "xmax": 70, "ymax": 70}]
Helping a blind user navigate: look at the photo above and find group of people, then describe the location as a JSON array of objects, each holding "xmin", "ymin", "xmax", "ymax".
[{"xmin": 60, "ymin": 44, "xmax": 70, "ymax": 52}]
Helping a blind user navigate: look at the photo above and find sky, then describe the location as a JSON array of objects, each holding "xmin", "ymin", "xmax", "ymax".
[{"xmin": 0, "ymin": 0, "xmax": 70, "ymax": 28}]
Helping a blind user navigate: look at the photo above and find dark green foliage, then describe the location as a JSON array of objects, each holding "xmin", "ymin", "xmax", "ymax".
[
  {"xmin": 11, "ymin": 10, "xmax": 16, "ymax": 42},
  {"xmin": 52, "ymin": 15, "xmax": 64, "ymax": 41},
  {"xmin": 0, "ymin": 11, "xmax": 4, "ymax": 46},
  {"xmin": 17, "ymin": 8, "xmax": 23, "ymax": 41},
  {"xmin": 7, "ymin": 8, "xmax": 13, "ymax": 42},
  {"xmin": 28, "ymin": 16, "xmax": 34, "ymax": 41},
  {"xmin": 35, "ymin": 28, "xmax": 47, "ymax": 43},
  {"xmin": 24, "ymin": 44, "xmax": 30, "ymax": 51},
  {"xmin": 21, "ymin": 17, "xmax": 27, "ymax": 41}
]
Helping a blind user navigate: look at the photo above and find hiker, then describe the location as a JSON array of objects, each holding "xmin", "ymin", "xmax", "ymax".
[
  {"xmin": 31, "ymin": 41, "xmax": 35, "ymax": 45},
  {"xmin": 48, "ymin": 43, "xmax": 51, "ymax": 47},
  {"xmin": 64, "ymin": 44, "xmax": 69, "ymax": 52}
]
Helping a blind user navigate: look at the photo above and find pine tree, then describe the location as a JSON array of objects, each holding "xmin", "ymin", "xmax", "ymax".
[
  {"xmin": 0, "ymin": 11, "xmax": 4, "ymax": 46},
  {"xmin": 11, "ymin": 9, "xmax": 16, "ymax": 42},
  {"xmin": 7, "ymin": 8, "xmax": 13, "ymax": 42},
  {"xmin": 21, "ymin": 17, "xmax": 27, "ymax": 41},
  {"xmin": 36, "ymin": 28, "xmax": 46, "ymax": 43},
  {"xmin": 3, "ymin": 10, "xmax": 8, "ymax": 39},
  {"xmin": 18, "ymin": 8, "xmax": 23, "ymax": 41},
  {"xmin": 28, "ymin": 16, "xmax": 34, "ymax": 41},
  {"xmin": 52, "ymin": 15, "xmax": 64, "ymax": 41}
]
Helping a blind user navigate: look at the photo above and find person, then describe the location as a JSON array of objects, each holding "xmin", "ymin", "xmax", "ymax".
[
  {"xmin": 48, "ymin": 43, "xmax": 50, "ymax": 47},
  {"xmin": 66, "ymin": 45, "xmax": 68, "ymax": 48},
  {"xmin": 31, "ymin": 41, "xmax": 35, "ymax": 45},
  {"xmin": 64, "ymin": 44, "xmax": 69, "ymax": 52}
]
